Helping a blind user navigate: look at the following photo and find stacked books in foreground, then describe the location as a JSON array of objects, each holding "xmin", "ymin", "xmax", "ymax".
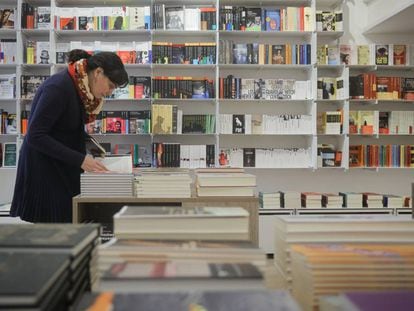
[
  {"xmin": 0, "ymin": 224, "xmax": 100, "ymax": 310},
  {"xmin": 291, "ymin": 244, "xmax": 414, "ymax": 311},
  {"xmin": 273, "ymin": 215, "xmax": 414, "ymax": 292},
  {"xmin": 80, "ymin": 172, "xmax": 134, "ymax": 197},
  {"xmin": 196, "ymin": 171, "xmax": 256, "ymax": 197},
  {"xmin": 134, "ymin": 170, "xmax": 192, "ymax": 198},
  {"xmin": 75, "ymin": 290, "xmax": 302, "ymax": 311},
  {"xmin": 320, "ymin": 290, "xmax": 414, "ymax": 311},
  {"xmin": 94, "ymin": 205, "xmax": 275, "ymax": 298}
]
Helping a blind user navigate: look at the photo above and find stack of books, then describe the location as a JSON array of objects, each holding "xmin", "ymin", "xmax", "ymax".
[
  {"xmin": 339, "ymin": 192, "xmax": 363, "ymax": 208},
  {"xmin": 291, "ymin": 244, "xmax": 414, "ymax": 311},
  {"xmin": 259, "ymin": 191, "xmax": 282, "ymax": 209},
  {"xmin": 320, "ymin": 290, "xmax": 414, "ymax": 311},
  {"xmin": 75, "ymin": 289, "xmax": 302, "ymax": 311},
  {"xmin": 0, "ymin": 252, "xmax": 70, "ymax": 310},
  {"xmin": 0, "ymin": 224, "xmax": 100, "ymax": 309},
  {"xmin": 273, "ymin": 215, "xmax": 414, "ymax": 291},
  {"xmin": 195, "ymin": 172, "xmax": 256, "ymax": 197},
  {"xmin": 362, "ymin": 192, "xmax": 384, "ymax": 207},
  {"xmin": 322, "ymin": 193, "xmax": 343, "ymax": 208},
  {"xmin": 134, "ymin": 171, "xmax": 192, "ymax": 198},
  {"xmin": 280, "ymin": 191, "xmax": 301, "ymax": 208},
  {"xmin": 113, "ymin": 205, "xmax": 250, "ymax": 241},
  {"xmin": 301, "ymin": 192, "xmax": 323, "ymax": 208},
  {"xmin": 99, "ymin": 260, "xmax": 265, "ymax": 292},
  {"xmin": 80, "ymin": 172, "xmax": 134, "ymax": 197},
  {"xmin": 98, "ymin": 239, "xmax": 267, "ymax": 275}
]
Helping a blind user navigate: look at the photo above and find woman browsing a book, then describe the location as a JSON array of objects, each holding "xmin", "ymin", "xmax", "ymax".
[{"xmin": 11, "ymin": 50, "xmax": 128, "ymax": 223}]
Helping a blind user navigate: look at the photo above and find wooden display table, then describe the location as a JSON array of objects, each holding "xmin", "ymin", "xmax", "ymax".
[{"xmin": 72, "ymin": 196, "xmax": 259, "ymax": 245}]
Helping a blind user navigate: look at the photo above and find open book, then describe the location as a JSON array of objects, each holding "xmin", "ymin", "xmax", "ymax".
[{"xmin": 85, "ymin": 134, "xmax": 106, "ymax": 158}]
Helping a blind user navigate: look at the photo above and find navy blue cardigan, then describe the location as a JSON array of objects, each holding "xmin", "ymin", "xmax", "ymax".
[{"xmin": 11, "ymin": 70, "xmax": 87, "ymax": 222}]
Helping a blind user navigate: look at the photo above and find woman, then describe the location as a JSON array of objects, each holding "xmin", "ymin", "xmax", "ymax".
[{"xmin": 11, "ymin": 50, "xmax": 128, "ymax": 223}]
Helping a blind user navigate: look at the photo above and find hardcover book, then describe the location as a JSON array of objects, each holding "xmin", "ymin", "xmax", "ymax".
[
  {"xmin": 375, "ymin": 44, "xmax": 389, "ymax": 65},
  {"xmin": 165, "ymin": 7, "xmax": 184, "ymax": 30}
]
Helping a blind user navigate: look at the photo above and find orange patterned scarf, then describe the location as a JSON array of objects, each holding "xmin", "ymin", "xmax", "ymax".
[{"xmin": 68, "ymin": 59, "xmax": 103, "ymax": 115}]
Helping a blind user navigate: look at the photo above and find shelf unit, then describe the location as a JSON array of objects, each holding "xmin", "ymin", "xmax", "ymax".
[{"xmin": 1, "ymin": 0, "xmax": 414, "ymax": 203}]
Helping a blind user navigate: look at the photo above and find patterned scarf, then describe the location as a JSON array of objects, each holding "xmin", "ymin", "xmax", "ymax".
[{"xmin": 68, "ymin": 59, "xmax": 103, "ymax": 115}]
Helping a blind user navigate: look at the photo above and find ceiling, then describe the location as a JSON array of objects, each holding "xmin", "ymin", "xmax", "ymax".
[{"xmin": 364, "ymin": 3, "xmax": 414, "ymax": 34}]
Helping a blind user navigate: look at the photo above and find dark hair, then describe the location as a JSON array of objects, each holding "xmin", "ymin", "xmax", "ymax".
[{"xmin": 68, "ymin": 49, "xmax": 128, "ymax": 88}]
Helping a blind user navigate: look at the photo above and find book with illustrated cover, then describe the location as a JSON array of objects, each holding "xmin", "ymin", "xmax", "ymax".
[
  {"xmin": 232, "ymin": 114, "xmax": 245, "ymax": 134},
  {"xmin": 36, "ymin": 41, "xmax": 50, "ymax": 64},
  {"xmin": 233, "ymin": 44, "xmax": 248, "ymax": 64},
  {"xmin": 36, "ymin": 7, "xmax": 51, "ymax": 29},
  {"xmin": 357, "ymin": 45, "xmax": 371, "ymax": 65},
  {"xmin": 375, "ymin": 44, "xmax": 389, "ymax": 65},
  {"xmin": 271, "ymin": 45, "xmax": 285, "ymax": 64},
  {"xmin": 393, "ymin": 44, "xmax": 407, "ymax": 66},
  {"xmin": 0, "ymin": 9, "xmax": 15, "ymax": 29},
  {"xmin": 165, "ymin": 7, "xmax": 184, "ymax": 30},
  {"xmin": 265, "ymin": 9, "xmax": 280, "ymax": 31},
  {"xmin": 245, "ymin": 8, "xmax": 261, "ymax": 31}
]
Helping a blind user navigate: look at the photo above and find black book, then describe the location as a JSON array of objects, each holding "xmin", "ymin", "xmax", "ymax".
[
  {"xmin": 0, "ymin": 251, "xmax": 70, "ymax": 308},
  {"xmin": 243, "ymin": 148, "xmax": 256, "ymax": 167},
  {"xmin": 233, "ymin": 114, "xmax": 245, "ymax": 134}
]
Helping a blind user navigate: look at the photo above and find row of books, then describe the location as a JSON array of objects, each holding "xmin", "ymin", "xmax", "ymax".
[
  {"xmin": 0, "ymin": 39, "xmax": 16, "ymax": 64},
  {"xmin": 350, "ymin": 74, "xmax": 414, "ymax": 100},
  {"xmin": 318, "ymin": 43, "xmax": 410, "ymax": 66},
  {"xmin": 152, "ymin": 104, "xmax": 216, "ymax": 135},
  {"xmin": 0, "ymin": 142, "xmax": 16, "ymax": 167},
  {"xmin": 220, "ymin": 42, "xmax": 312, "ymax": 65},
  {"xmin": 21, "ymin": 4, "xmax": 50, "ymax": 29},
  {"xmin": 259, "ymin": 191, "xmax": 410, "ymax": 208},
  {"xmin": 25, "ymin": 41, "xmax": 50, "ymax": 64},
  {"xmin": 219, "ymin": 77, "xmax": 311, "ymax": 100},
  {"xmin": 152, "ymin": 143, "xmax": 215, "ymax": 168},
  {"xmin": 350, "ymin": 110, "xmax": 414, "ymax": 135},
  {"xmin": 219, "ymin": 6, "xmax": 313, "ymax": 32},
  {"xmin": 152, "ymin": 42, "xmax": 216, "ymax": 65},
  {"xmin": 152, "ymin": 5, "xmax": 216, "ymax": 31},
  {"xmin": 349, "ymin": 144, "xmax": 414, "ymax": 168},
  {"xmin": 56, "ymin": 41, "xmax": 151, "ymax": 65},
  {"xmin": 0, "ymin": 74, "xmax": 16, "ymax": 99},
  {"xmin": 152, "ymin": 77, "xmax": 215, "ymax": 99},
  {"xmin": 53, "ymin": 6, "xmax": 150, "ymax": 31},
  {"xmin": 218, "ymin": 147, "xmax": 311, "ymax": 168},
  {"xmin": 317, "ymin": 77, "xmax": 346, "ymax": 100},
  {"xmin": 219, "ymin": 114, "xmax": 312, "ymax": 135}
]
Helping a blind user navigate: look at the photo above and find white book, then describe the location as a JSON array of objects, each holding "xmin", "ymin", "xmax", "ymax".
[
  {"xmin": 100, "ymin": 155, "xmax": 133, "ymax": 173},
  {"xmin": 0, "ymin": 74, "xmax": 15, "ymax": 99},
  {"xmin": 36, "ymin": 41, "xmax": 50, "ymax": 64},
  {"xmin": 36, "ymin": 7, "xmax": 51, "ymax": 29},
  {"xmin": 184, "ymin": 8, "xmax": 200, "ymax": 30}
]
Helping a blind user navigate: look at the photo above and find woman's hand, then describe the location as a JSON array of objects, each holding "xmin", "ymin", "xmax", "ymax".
[{"xmin": 81, "ymin": 155, "xmax": 108, "ymax": 172}]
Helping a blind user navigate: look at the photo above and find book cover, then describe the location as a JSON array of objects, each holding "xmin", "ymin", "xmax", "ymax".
[
  {"xmin": 375, "ymin": 44, "xmax": 389, "ymax": 65},
  {"xmin": 36, "ymin": 7, "xmax": 51, "ymax": 29},
  {"xmin": 36, "ymin": 41, "xmax": 50, "ymax": 64},
  {"xmin": 243, "ymin": 148, "xmax": 255, "ymax": 167},
  {"xmin": 393, "ymin": 44, "xmax": 407, "ymax": 66},
  {"xmin": 357, "ymin": 45, "xmax": 371, "ymax": 65},
  {"xmin": 271, "ymin": 45, "xmax": 286, "ymax": 64},
  {"xmin": 265, "ymin": 9, "xmax": 280, "ymax": 31},
  {"xmin": 2, "ymin": 142, "xmax": 16, "ymax": 167},
  {"xmin": 0, "ymin": 9, "xmax": 15, "ymax": 29},
  {"xmin": 245, "ymin": 8, "xmax": 261, "ymax": 31},
  {"xmin": 233, "ymin": 44, "xmax": 248, "ymax": 64},
  {"xmin": 232, "ymin": 114, "xmax": 245, "ymax": 134},
  {"xmin": 165, "ymin": 7, "xmax": 184, "ymax": 30}
]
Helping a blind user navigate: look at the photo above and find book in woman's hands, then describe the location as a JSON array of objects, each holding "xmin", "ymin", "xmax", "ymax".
[{"xmin": 85, "ymin": 134, "xmax": 106, "ymax": 158}]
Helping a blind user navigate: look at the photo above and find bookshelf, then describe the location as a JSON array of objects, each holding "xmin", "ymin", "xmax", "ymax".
[
  {"xmin": 0, "ymin": 0, "xmax": 413, "ymax": 207},
  {"xmin": 72, "ymin": 195, "xmax": 259, "ymax": 245}
]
